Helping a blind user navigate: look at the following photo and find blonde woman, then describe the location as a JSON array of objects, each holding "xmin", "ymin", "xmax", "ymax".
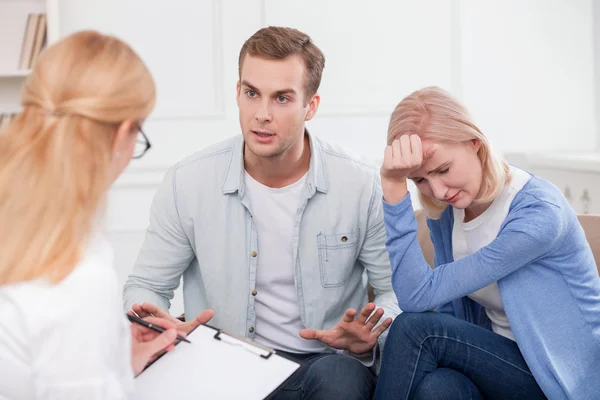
[
  {"xmin": 374, "ymin": 86, "xmax": 600, "ymax": 400},
  {"xmin": 0, "ymin": 31, "xmax": 183, "ymax": 399}
]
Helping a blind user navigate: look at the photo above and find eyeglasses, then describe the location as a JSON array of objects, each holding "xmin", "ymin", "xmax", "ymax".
[{"xmin": 133, "ymin": 125, "xmax": 152, "ymax": 159}]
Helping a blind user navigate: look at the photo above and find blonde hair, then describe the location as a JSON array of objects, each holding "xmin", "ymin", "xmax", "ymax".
[
  {"xmin": 387, "ymin": 86, "xmax": 510, "ymax": 219},
  {"xmin": 0, "ymin": 31, "xmax": 156, "ymax": 285}
]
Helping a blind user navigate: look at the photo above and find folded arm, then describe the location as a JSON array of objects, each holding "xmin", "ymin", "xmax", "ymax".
[{"xmin": 383, "ymin": 194, "xmax": 565, "ymax": 312}]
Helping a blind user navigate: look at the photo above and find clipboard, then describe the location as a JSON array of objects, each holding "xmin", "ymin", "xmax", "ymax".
[{"xmin": 131, "ymin": 324, "xmax": 301, "ymax": 400}]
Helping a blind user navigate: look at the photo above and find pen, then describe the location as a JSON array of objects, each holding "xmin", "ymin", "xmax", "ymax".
[{"xmin": 126, "ymin": 314, "xmax": 191, "ymax": 344}]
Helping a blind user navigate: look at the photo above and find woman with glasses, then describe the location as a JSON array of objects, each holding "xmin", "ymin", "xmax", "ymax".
[{"xmin": 0, "ymin": 31, "xmax": 179, "ymax": 399}]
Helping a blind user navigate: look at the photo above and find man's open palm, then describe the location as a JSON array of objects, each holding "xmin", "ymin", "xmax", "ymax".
[{"xmin": 299, "ymin": 303, "xmax": 392, "ymax": 355}]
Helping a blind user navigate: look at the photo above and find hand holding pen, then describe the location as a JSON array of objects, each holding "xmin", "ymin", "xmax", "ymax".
[
  {"xmin": 127, "ymin": 313, "xmax": 191, "ymax": 343},
  {"xmin": 130, "ymin": 302, "xmax": 215, "ymax": 335},
  {"xmin": 128, "ymin": 315, "xmax": 184, "ymax": 376}
]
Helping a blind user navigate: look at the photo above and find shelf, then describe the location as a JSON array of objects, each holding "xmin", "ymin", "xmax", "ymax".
[{"xmin": 0, "ymin": 70, "xmax": 30, "ymax": 78}]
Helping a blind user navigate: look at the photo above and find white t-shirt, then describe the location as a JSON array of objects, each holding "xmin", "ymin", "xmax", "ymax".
[
  {"xmin": 0, "ymin": 235, "xmax": 133, "ymax": 400},
  {"xmin": 452, "ymin": 166, "xmax": 531, "ymax": 341},
  {"xmin": 244, "ymin": 171, "xmax": 326, "ymax": 354}
]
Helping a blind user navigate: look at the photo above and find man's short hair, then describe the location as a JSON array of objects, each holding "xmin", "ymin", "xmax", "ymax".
[{"xmin": 238, "ymin": 26, "xmax": 326, "ymax": 103}]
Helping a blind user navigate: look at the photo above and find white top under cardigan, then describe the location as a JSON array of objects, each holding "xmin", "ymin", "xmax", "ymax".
[{"xmin": 452, "ymin": 166, "xmax": 531, "ymax": 340}]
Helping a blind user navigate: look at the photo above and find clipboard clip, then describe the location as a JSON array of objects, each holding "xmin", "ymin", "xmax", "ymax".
[{"xmin": 213, "ymin": 330, "xmax": 274, "ymax": 360}]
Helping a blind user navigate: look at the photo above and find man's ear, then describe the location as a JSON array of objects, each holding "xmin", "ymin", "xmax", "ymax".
[
  {"xmin": 236, "ymin": 81, "xmax": 241, "ymax": 107},
  {"xmin": 305, "ymin": 93, "xmax": 320, "ymax": 122}
]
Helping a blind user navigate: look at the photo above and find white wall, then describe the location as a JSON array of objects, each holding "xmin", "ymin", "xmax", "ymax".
[
  {"xmin": 595, "ymin": 0, "xmax": 600, "ymax": 149},
  {"xmin": 461, "ymin": 0, "xmax": 595, "ymax": 153},
  {"xmin": 47, "ymin": 0, "xmax": 596, "ymax": 316}
]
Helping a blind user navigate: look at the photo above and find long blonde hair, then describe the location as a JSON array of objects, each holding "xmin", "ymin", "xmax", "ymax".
[
  {"xmin": 387, "ymin": 86, "xmax": 510, "ymax": 219},
  {"xmin": 0, "ymin": 31, "xmax": 156, "ymax": 285}
]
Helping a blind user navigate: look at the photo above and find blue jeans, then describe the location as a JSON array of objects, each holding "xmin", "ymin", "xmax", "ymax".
[
  {"xmin": 374, "ymin": 312, "xmax": 547, "ymax": 400},
  {"xmin": 270, "ymin": 351, "xmax": 375, "ymax": 399}
]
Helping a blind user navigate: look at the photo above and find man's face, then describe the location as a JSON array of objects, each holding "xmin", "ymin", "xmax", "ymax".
[{"xmin": 237, "ymin": 54, "xmax": 318, "ymax": 159}]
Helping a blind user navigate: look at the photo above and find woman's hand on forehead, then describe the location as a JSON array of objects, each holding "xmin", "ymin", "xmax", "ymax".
[{"xmin": 381, "ymin": 135, "xmax": 438, "ymax": 182}]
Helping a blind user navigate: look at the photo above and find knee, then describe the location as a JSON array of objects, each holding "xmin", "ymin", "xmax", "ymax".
[
  {"xmin": 304, "ymin": 355, "xmax": 374, "ymax": 399},
  {"xmin": 387, "ymin": 311, "xmax": 440, "ymax": 344},
  {"xmin": 414, "ymin": 368, "xmax": 482, "ymax": 400}
]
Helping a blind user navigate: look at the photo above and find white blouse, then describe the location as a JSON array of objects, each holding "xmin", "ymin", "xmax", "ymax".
[{"xmin": 0, "ymin": 235, "xmax": 134, "ymax": 400}]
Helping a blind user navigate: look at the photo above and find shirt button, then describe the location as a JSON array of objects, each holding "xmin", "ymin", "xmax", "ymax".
[
  {"xmin": 251, "ymin": 251, "xmax": 257, "ymax": 257},
  {"xmin": 252, "ymin": 289, "xmax": 257, "ymax": 296},
  {"xmin": 249, "ymin": 327, "xmax": 254, "ymax": 333},
  {"xmin": 341, "ymin": 236, "xmax": 348, "ymax": 243}
]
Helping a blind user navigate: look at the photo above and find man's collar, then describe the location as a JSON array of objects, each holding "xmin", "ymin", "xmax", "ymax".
[{"xmin": 221, "ymin": 129, "xmax": 328, "ymax": 196}]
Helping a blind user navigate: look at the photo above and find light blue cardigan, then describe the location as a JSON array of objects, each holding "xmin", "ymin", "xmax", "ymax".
[{"xmin": 383, "ymin": 175, "xmax": 600, "ymax": 400}]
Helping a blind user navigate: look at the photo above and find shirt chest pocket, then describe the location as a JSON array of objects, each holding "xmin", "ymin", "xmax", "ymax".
[{"xmin": 317, "ymin": 231, "xmax": 360, "ymax": 287}]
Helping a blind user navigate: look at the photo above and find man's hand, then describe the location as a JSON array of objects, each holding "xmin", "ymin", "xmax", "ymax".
[
  {"xmin": 299, "ymin": 303, "xmax": 392, "ymax": 355},
  {"xmin": 129, "ymin": 302, "xmax": 214, "ymax": 335},
  {"xmin": 130, "ymin": 316, "xmax": 180, "ymax": 376}
]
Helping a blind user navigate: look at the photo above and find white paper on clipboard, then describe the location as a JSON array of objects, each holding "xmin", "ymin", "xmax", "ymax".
[{"xmin": 131, "ymin": 324, "xmax": 301, "ymax": 400}]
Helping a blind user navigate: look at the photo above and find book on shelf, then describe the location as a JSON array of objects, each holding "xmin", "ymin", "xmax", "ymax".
[
  {"xmin": 19, "ymin": 13, "xmax": 47, "ymax": 70},
  {"xmin": 0, "ymin": 113, "xmax": 17, "ymax": 134}
]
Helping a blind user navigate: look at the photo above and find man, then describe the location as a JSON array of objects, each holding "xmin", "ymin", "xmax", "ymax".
[{"xmin": 124, "ymin": 26, "xmax": 400, "ymax": 399}]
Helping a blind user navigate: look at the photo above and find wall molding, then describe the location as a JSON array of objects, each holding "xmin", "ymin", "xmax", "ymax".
[
  {"xmin": 211, "ymin": 0, "xmax": 225, "ymax": 117},
  {"xmin": 113, "ymin": 166, "xmax": 170, "ymax": 188},
  {"xmin": 260, "ymin": 0, "xmax": 459, "ymax": 118},
  {"xmin": 315, "ymin": 108, "xmax": 392, "ymax": 118},
  {"xmin": 105, "ymin": 227, "xmax": 148, "ymax": 234},
  {"xmin": 144, "ymin": 0, "xmax": 226, "ymax": 121},
  {"xmin": 260, "ymin": 0, "xmax": 267, "ymax": 28},
  {"xmin": 259, "ymin": 0, "xmax": 391, "ymax": 118},
  {"xmin": 449, "ymin": 0, "xmax": 463, "ymax": 100},
  {"xmin": 45, "ymin": 0, "xmax": 60, "ymax": 45}
]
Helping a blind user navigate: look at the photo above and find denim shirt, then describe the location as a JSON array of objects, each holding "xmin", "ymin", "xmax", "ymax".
[{"xmin": 123, "ymin": 132, "xmax": 400, "ymax": 366}]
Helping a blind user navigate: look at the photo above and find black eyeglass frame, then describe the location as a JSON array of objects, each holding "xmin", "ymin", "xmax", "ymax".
[{"xmin": 133, "ymin": 125, "xmax": 151, "ymax": 159}]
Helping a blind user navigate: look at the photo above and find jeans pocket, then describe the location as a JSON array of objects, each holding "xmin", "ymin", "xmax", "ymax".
[{"xmin": 317, "ymin": 231, "xmax": 360, "ymax": 287}]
